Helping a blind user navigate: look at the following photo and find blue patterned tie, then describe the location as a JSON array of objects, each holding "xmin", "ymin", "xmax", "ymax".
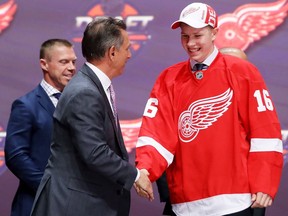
[
  {"xmin": 53, "ymin": 92, "xmax": 61, "ymax": 100},
  {"xmin": 192, "ymin": 63, "xmax": 208, "ymax": 80},
  {"xmin": 192, "ymin": 63, "xmax": 208, "ymax": 71}
]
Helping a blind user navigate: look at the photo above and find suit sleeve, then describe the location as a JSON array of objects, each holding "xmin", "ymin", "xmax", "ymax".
[
  {"xmin": 61, "ymin": 89, "xmax": 137, "ymax": 191},
  {"xmin": 5, "ymin": 100, "xmax": 44, "ymax": 191}
]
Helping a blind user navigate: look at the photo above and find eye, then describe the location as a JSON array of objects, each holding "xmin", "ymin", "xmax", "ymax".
[
  {"xmin": 60, "ymin": 60, "xmax": 68, "ymax": 65},
  {"xmin": 181, "ymin": 34, "xmax": 189, "ymax": 39}
]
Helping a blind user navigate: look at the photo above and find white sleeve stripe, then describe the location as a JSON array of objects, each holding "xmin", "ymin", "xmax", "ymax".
[
  {"xmin": 136, "ymin": 136, "xmax": 174, "ymax": 166},
  {"xmin": 250, "ymin": 138, "xmax": 283, "ymax": 153}
]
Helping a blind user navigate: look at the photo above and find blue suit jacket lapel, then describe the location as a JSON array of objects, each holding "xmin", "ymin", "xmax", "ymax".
[{"xmin": 36, "ymin": 85, "xmax": 55, "ymax": 116}]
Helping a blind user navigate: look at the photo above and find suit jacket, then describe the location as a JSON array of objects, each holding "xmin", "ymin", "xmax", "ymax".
[
  {"xmin": 31, "ymin": 64, "xmax": 138, "ymax": 216},
  {"xmin": 5, "ymin": 85, "xmax": 55, "ymax": 216}
]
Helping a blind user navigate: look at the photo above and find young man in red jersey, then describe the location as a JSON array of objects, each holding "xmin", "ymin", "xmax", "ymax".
[{"xmin": 135, "ymin": 2, "xmax": 283, "ymax": 216}]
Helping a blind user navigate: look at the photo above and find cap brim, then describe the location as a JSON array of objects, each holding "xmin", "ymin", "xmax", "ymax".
[
  {"xmin": 171, "ymin": 21, "xmax": 181, "ymax": 29},
  {"xmin": 171, "ymin": 20, "xmax": 208, "ymax": 29}
]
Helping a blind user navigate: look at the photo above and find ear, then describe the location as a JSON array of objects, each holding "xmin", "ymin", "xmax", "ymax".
[
  {"xmin": 40, "ymin": 58, "xmax": 48, "ymax": 71},
  {"xmin": 212, "ymin": 28, "xmax": 218, "ymax": 42},
  {"xmin": 108, "ymin": 46, "xmax": 116, "ymax": 59}
]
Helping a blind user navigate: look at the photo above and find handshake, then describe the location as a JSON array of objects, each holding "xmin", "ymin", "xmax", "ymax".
[{"xmin": 134, "ymin": 169, "xmax": 154, "ymax": 201}]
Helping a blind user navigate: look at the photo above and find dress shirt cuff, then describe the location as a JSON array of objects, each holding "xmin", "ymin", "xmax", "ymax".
[{"xmin": 135, "ymin": 168, "xmax": 140, "ymax": 182}]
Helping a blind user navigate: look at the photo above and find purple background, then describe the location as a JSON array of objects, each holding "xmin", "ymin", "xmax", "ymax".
[{"xmin": 0, "ymin": 0, "xmax": 287, "ymax": 215}]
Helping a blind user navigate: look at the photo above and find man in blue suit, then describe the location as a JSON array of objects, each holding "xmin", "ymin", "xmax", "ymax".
[{"xmin": 4, "ymin": 38, "xmax": 77, "ymax": 216}]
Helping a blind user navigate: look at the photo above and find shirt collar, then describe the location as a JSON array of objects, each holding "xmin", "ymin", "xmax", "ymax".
[
  {"xmin": 190, "ymin": 46, "xmax": 219, "ymax": 69},
  {"xmin": 85, "ymin": 62, "xmax": 111, "ymax": 91},
  {"xmin": 40, "ymin": 79, "xmax": 61, "ymax": 97}
]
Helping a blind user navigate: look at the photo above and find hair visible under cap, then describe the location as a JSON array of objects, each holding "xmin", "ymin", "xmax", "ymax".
[
  {"xmin": 40, "ymin": 39, "xmax": 73, "ymax": 60},
  {"xmin": 81, "ymin": 17, "xmax": 127, "ymax": 61}
]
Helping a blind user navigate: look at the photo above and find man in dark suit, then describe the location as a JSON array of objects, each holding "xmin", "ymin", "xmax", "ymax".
[
  {"xmin": 30, "ymin": 17, "xmax": 153, "ymax": 216},
  {"xmin": 4, "ymin": 39, "xmax": 77, "ymax": 216}
]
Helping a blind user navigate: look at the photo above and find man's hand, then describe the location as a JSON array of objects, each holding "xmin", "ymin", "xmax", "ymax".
[
  {"xmin": 134, "ymin": 169, "xmax": 154, "ymax": 201},
  {"xmin": 251, "ymin": 192, "xmax": 272, "ymax": 208}
]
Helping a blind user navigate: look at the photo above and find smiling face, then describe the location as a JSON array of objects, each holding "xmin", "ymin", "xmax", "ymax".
[
  {"xmin": 180, "ymin": 24, "xmax": 218, "ymax": 62},
  {"xmin": 41, "ymin": 44, "xmax": 77, "ymax": 91}
]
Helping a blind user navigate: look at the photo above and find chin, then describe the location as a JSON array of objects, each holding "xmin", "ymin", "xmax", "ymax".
[{"xmin": 65, "ymin": 77, "xmax": 72, "ymax": 82}]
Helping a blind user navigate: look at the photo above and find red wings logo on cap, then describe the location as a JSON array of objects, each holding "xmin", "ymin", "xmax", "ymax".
[
  {"xmin": 182, "ymin": 6, "xmax": 200, "ymax": 18},
  {"xmin": 215, "ymin": 0, "xmax": 288, "ymax": 50},
  {"xmin": 0, "ymin": 0, "xmax": 17, "ymax": 33}
]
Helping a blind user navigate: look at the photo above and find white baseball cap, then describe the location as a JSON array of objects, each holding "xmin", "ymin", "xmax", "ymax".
[{"xmin": 171, "ymin": 2, "xmax": 218, "ymax": 29}]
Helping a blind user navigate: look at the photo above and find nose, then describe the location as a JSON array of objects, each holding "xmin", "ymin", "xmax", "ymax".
[
  {"xmin": 128, "ymin": 49, "xmax": 132, "ymax": 59},
  {"xmin": 187, "ymin": 38, "xmax": 196, "ymax": 47},
  {"xmin": 68, "ymin": 61, "xmax": 76, "ymax": 71}
]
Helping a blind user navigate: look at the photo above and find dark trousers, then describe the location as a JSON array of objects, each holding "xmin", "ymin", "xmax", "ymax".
[
  {"xmin": 252, "ymin": 208, "xmax": 266, "ymax": 216},
  {"xmin": 224, "ymin": 207, "xmax": 265, "ymax": 216},
  {"xmin": 224, "ymin": 207, "xmax": 253, "ymax": 216},
  {"xmin": 162, "ymin": 200, "xmax": 176, "ymax": 216},
  {"xmin": 164, "ymin": 206, "xmax": 265, "ymax": 216}
]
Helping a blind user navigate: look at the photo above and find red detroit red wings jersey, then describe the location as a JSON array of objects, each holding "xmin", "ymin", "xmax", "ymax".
[{"xmin": 135, "ymin": 53, "xmax": 283, "ymax": 215}]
